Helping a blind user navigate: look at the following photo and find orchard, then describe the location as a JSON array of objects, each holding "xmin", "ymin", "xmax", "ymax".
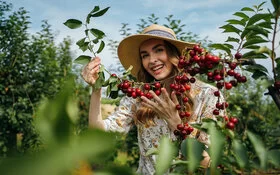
[{"xmin": 1, "ymin": 0, "xmax": 280, "ymax": 175}]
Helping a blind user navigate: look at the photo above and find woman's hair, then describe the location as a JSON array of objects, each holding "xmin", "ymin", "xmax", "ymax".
[{"xmin": 135, "ymin": 40, "xmax": 194, "ymax": 126}]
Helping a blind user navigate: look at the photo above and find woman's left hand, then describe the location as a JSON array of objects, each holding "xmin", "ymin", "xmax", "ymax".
[{"xmin": 140, "ymin": 88, "xmax": 181, "ymax": 131}]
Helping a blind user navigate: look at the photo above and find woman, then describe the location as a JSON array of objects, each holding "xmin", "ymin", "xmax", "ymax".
[{"xmin": 82, "ymin": 24, "xmax": 220, "ymax": 174}]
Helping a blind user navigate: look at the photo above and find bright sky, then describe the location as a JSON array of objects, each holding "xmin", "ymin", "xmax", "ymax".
[{"xmin": 9, "ymin": 0, "xmax": 274, "ymax": 74}]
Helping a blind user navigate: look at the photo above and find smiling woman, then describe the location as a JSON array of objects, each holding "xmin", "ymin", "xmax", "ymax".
[{"xmin": 81, "ymin": 24, "xmax": 224, "ymax": 174}]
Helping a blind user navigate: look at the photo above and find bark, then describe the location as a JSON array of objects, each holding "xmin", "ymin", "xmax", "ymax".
[{"xmin": 267, "ymin": 85, "xmax": 280, "ymax": 110}]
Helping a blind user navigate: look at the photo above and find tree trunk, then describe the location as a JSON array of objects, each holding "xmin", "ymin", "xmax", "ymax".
[{"xmin": 267, "ymin": 85, "xmax": 280, "ymax": 110}]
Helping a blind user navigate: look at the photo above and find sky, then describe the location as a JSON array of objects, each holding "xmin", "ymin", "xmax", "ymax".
[{"xmin": 8, "ymin": 0, "xmax": 274, "ymax": 74}]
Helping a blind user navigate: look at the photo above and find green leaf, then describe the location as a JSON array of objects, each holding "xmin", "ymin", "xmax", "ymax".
[
  {"xmin": 246, "ymin": 64, "xmax": 268, "ymax": 73},
  {"xmin": 91, "ymin": 7, "xmax": 110, "ymax": 17},
  {"xmin": 257, "ymin": 21, "xmax": 273, "ymax": 29},
  {"xmin": 92, "ymin": 68, "xmax": 105, "ymax": 91},
  {"xmin": 220, "ymin": 24, "xmax": 242, "ymax": 35},
  {"xmin": 246, "ymin": 25, "xmax": 269, "ymax": 37},
  {"xmin": 226, "ymin": 19, "xmax": 246, "ymax": 26},
  {"xmin": 155, "ymin": 137, "xmax": 176, "ymax": 175},
  {"xmin": 242, "ymin": 51, "xmax": 267, "ymax": 59},
  {"xmin": 243, "ymin": 38, "xmax": 268, "ymax": 48},
  {"xmin": 74, "ymin": 55, "xmax": 91, "ymax": 65},
  {"xmin": 76, "ymin": 38, "xmax": 89, "ymax": 52},
  {"xmin": 209, "ymin": 43, "xmax": 232, "ymax": 55},
  {"xmin": 181, "ymin": 138, "xmax": 204, "ymax": 172},
  {"xmin": 241, "ymin": 7, "xmax": 255, "ymax": 12},
  {"xmin": 90, "ymin": 28, "xmax": 105, "ymax": 39},
  {"xmin": 268, "ymin": 149, "xmax": 280, "ymax": 167},
  {"xmin": 86, "ymin": 6, "xmax": 100, "ymax": 23},
  {"xmin": 251, "ymin": 70, "xmax": 268, "ymax": 80},
  {"xmin": 232, "ymin": 139, "xmax": 249, "ymax": 168},
  {"xmin": 225, "ymin": 36, "xmax": 240, "ymax": 43},
  {"xmin": 247, "ymin": 131, "xmax": 267, "ymax": 169},
  {"xmin": 63, "ymin": 19, "xmax": 82, "ymax": 29},
  {"xmin": 208, "ymin": 123, "xmax": 225, "ymax": 169},
  {"xmin": 97, "ymin": 40, "xmax": 105, "ymax": 54},
  {"xmin": 247, "ymin": 13, "xmax": 272, "ymax": 26},
  {"xmin": 233, "ymin": 12, "xmax": 249, "ymax": 20}
]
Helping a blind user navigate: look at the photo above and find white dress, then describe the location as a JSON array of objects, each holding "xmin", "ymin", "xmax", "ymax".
[{"xmin": 103, "ymin": 79, "xmax": 221, "ymax": 175}]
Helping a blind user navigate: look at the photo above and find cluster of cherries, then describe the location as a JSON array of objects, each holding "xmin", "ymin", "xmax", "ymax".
[{"xmin": 115, "ymin": 44, "xmax": 249, "ymax": 140}]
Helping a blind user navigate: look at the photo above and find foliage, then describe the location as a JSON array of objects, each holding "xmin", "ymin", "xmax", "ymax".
[{"xmin": 0, "ymin": 0, "xmax": 76, "ymax": 156}]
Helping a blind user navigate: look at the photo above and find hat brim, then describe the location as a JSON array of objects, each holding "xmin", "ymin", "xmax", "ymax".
[{"xmin": 117, "ymin": 34, "xmax": 197, "ymax": 77}]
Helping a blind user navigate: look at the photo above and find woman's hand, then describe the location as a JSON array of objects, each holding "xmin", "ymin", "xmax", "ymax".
[
  {"xmin": 140, "ymin": 88, "xmax": 181, "ymax": 131},
  {"xmin": 81, "ymin": 57, "xmax": 101, "ymax": 85}
]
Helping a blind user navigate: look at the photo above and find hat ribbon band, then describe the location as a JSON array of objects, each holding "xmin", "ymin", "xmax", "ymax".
[{"xmin": 144, "ymin": 30, "xmax": 175, "ymax": 39}]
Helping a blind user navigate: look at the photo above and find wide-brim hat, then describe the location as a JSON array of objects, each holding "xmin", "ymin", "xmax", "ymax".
[{"xmin": 117, "ymin": 24, "xmax": 197, "ymax": 77}]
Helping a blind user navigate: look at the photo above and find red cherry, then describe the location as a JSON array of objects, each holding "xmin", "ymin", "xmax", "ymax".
[
  {"xmin": 226, "ymin": 122, "xmax": 235, "ymax": 130},
  {"xmin": 179, "ymin": 111, "xmax": 186, "ymax": 118},
  {"xmin": 225, "ymin": 82, "xmax": 232, "ymax": 90},
  {"xmin": 145, "ymin": 92, "xmax": 153, "ymax": 99},
  {"xmin": 234, "ymin": 52, "xmax": 242, "ymax": 60},
  {"xmin": 144, "ymin": 83, "xmax": 150, "ymax": 90},
  {"xmin": 210, "ymin": 56, "xmax": 220, "ymax": 63},
  {"xmin": 177, "ymin": 124, "xmax": 184, "ymax": 130},
  {"xmin": 154, "ymin": 82, "xmax": 161, "ymax": 89},
  {"xmin": 183, "ymin": 97, "xmax": 189, "ymax": 103},
  {"xmin": 111, "ymin": 73, "xmax": 117, "ymax": 77},
  {"xmin": 227, "ymin": 69, "xmax": 235, "ymax": 76},
  {"xmin": 175, "ymin": 104, "xmax": 181, "ymax": 110},
  {"xmin": 229, "ymin": 117, "xmax": 238, "ymax": 124},
  {"xmin": 155, "ymin": 89, "xmax": 161, "ymax": 96},
  {"xmin": 214, "ymin": 91, "xmax": 220, "ymax": 97},
  {"xmin": 135, "ymin": 88, "xmax": 142, "ymax": 96},
  {"xmin": 214, "ymin": 74, "xmax": 222, "ymax": 81},
  {"xmin": 213, "ymin": 109, "xmax": 220, "ymax": 115},
  {"xmin": 229, "ymin": 62, "xmax": 237, "ymax": 70},
  {"xmin": 131, "ymin": 92, "xmax": 137, "ymax": 99}
]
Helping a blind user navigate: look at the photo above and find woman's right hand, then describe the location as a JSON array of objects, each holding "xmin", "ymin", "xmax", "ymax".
[{"xmin": 81, "ymin": 57, "xmax": 101, "ymax": 85}]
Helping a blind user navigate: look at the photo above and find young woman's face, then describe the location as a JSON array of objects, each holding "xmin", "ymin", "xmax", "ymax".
[{"xmin": 139, "ymin": 39, "xmax": 173, "ymax": 80}]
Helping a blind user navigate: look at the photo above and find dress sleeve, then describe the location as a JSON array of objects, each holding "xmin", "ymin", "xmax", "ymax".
[{"xmin": 103, "ymin": 96, "xmax": 136, "ymax": 134}]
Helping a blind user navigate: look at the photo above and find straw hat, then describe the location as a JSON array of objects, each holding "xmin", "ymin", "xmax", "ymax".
[{"xmin": 117, "ymin": 24, "xmax": 196, "ymax": 77}]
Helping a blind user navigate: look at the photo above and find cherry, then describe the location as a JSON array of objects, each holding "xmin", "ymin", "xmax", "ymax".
[
  {"xmin": 213, "ymin": 109, "xmax": 220, "ymax": 115},
  {"xmin": 183, "ymin": 97, "xmax": 189, "ymax": 103},
  {"xmin": 229, "ymin": 62, "xmax": 237, "ymax": 70},
  {"xmin": 226, "ymin": 122, "xmax": 235, "ymax": 130},
  {"xmin": 214, "ymin": 91, "xmax": 220, "ymax": 97},
  {"xmin": 144, "ymin": 83, "xmax": 150, "ymax": 90},
  {"xmin": 175, "ymin": 104, "xmax": 182, "ymax": 110},
  {"xmin": 111, "ymin": 73, "xmax": 117, "ymax": 77},
  {"xmin": 177, "ymin": 124, "xmax": 184, "ymax": 130},
  {"xmin": 229, "ymin": 117, "xmax": 238, "ymax": 124},
  {"xmin": 154, "ymin": 82, "xmax": 161, "ymax": 89},
  {"xmin": 234, "ymin": 52, "xmax": 242, "ymax": 60},
  {"xmin": 155, "ymin": 89, "xmax": 161, "ymax": 96},
  {"xmin": 225, "ymin": 82, "xmax": 233, "ymax": 90}
]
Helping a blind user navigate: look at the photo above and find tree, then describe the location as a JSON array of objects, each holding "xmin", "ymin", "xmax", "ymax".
[{"xmin": 0, "ymin": 0, "xmax": 75, "ymax": 156}]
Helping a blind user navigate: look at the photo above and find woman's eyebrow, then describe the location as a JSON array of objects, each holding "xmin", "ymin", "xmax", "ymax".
[{"xmin": 140, "ymin": 44, "xmax": 165, "ymax": 54}]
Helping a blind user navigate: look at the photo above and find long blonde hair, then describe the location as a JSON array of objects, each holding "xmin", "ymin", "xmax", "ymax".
[{"xmin": 135, "ymin": 41, "xmax": 194, "ymax": 126}]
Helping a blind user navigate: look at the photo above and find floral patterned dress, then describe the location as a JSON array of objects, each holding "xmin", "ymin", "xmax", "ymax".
[{"xmin": 103, "ymin": 79, "xmax": 221, "ymax": 175}]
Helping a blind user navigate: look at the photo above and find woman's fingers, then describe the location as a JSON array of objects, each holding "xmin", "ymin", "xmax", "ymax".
[
  {"xmin": 81, "ymin": 57, "xmax": 101, "ymax": 85},
  {"xmin": 170, "ymin": 91, "xmax": 179, "ymax": 106}
]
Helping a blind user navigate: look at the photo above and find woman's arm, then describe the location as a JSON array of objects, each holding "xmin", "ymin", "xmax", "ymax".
[
  {"xmin": 81, "ymin": 57, "xmax": 105, "ymax": 129},
  {"xmin": 88, "ymin": 89, "xmax": 105, "ymax": 129}
]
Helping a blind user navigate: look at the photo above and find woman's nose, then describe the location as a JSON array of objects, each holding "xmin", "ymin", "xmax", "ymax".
[{"xmin": 149, "ymin": 53, "xmax": 157, "ymax": 63}]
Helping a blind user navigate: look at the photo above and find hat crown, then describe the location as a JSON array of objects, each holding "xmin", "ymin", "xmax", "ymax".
[{"xmin": 141, "ymin": 24, "xmax": 177, "ymax": 40}]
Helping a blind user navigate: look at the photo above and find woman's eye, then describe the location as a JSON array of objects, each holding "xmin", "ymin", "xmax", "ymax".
[
  {"xmin": 156, "ymin": 48, "xmax": 164, "ymax": 53},
  {"xmin": 141, "ymin": 54, "xmax": 148, "ymax": 59}
]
